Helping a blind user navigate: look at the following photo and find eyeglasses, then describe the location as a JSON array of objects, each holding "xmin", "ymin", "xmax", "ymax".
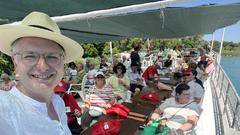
[
  {"xmin": 117, "ymin": 67, "xmax": 122, "ymax": 70},
  {"xmin": 55, "ymin": 92, "xmax": 65, "ymax": 94},
  {"xmin": 14, "ymin": 51, "xmax": 64, "ymax": 66},
  {"xmin": 183, "ymin": 74, "xmax": 191, "ymax": 77},
  {"xmin": 96, "ymin": 76, "xmax": 105, "ymax": 79}
]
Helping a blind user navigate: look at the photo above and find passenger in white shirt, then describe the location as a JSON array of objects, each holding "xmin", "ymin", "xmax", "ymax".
[
  {"xmin": 127, "ymin": 63, "xmax": 144, "ymax": 95},
  {"xmin": 148, "ymin": 83, "xmax": 200, "ymax": 134},
  {"xmin": 0, "ymin": 12, "xmax": 83, "ymax": 135},
  {"xmin": 66, "ymin": 62, "xmax": 77, "ymax": 81},
  {"xmin": 182, "ymin": 68, "xmax": 204, "ymax": 104},
  {"xmin": 86, "ymin": 62, "xmax": 98, "ymax": 85}
]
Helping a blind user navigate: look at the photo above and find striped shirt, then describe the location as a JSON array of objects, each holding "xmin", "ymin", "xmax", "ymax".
[{"xmin": 86, "ymin": 85, "xmax": 115, "ymax": 107}]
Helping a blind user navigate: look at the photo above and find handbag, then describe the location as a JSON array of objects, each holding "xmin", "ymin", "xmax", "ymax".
[
  {"xmin": 142, "ymin": 101, "xmax": 194, "ymax": 135},
  {"xmin": 141, "ymin": 118, "xmax": 171, "ymax": 135},
  {"xmin": 89, "ymin": 106, "xmax": 103, "ymax": 117},
  {"xmin": 106, "ymin": 103, "xmax": 130, "ymax": 118}
]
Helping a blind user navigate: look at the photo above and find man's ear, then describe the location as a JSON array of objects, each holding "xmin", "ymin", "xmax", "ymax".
[{"xmin": 11, "ymin": 56, "xmax": 18, "ymax": 71}]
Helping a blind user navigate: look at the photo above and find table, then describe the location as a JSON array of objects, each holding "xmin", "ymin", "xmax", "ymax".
[
  {"xmin": 158, "ymin": 75, "xmax": 177, "ymax": 85},
  {"xmin": 80, "ymin": 102, "xmax": 155, "ymax": 135},
  {"xmin": 131, "ymin": 87, "xmax": 172, "ymax": 108}
]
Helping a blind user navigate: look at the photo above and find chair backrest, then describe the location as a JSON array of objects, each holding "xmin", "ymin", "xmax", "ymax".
[
  {"xmin": 67, "ymin": 83, "xmax": 81, "ymax": 94},
  {"xmin": 81, "ymin": 74, "xmax": 88, "ymax": 93},
  {"xmin": 67, "ymin": 83, "xmax": 85, "ymax": 100},
  {"xmin": 81, "ymin": 74, "xmax": 94, "ymax": 99}
]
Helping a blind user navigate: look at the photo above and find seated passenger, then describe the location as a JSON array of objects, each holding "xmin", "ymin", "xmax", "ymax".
[
  {"xmin": 81, "ymin": 71, "xmax": 115, "ymax": 129},
  {"xmin": 197, "ymin": 56, "xmax": 214, "ymax": 83},
  {"xmin": 182, "ymin": 68, "xmax": 204, "ymax": 104},
  {"xmin": 106, "ymin": 63, "xmax": 130, "ymax": 101},
  {"xmin": 66, "ymin": 62, "xmax": 78, "ymax": 81},
  {"xmin": 127, "ymin": 62, "xmax": 144, "ymax": 96},
  {"xmin": 147, "ymin": 83, "xmax": 200, "ymax": 134},
  {"xmin": 164, "ymin": 54, "xmax": 173, "ymax": 68},
  {"xmin": 142, "ymin": 61, "xmax": 161, "ymax": 85},
  {"xmin": 0, "ymin": 73, "xmax": 16, "ymax": 91},
  {"xmin": 54, "ymin": 80, "xmax": 82, "ymax": 135},
  {"xmin": 75, "ymin": 63, "xmax": 86, "ymax": 84},
  {"xmin": 192, "ymin": 70, "xmax": 204, "ymax": 89},
  {"xmin": 204, "ymin": 56, "xmax": 215, "ymax": 77},
  {"xmin": 99, "ymin": 58, "xmax": 109, "ymax": 70},
  {"xmin": 86, "ymin": 62, "xmax": 98, "ymax": 85},
  {"xmin": 158, "ymin": 72, "xmax": 183, "ymax": 91}
]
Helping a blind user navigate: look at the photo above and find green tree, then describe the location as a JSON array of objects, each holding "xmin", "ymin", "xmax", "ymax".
[
  {"xmin": 0, "ymin": 52, "xmax": 14, "ymax": 75},
  {"xmin": 81, "ymin": 43, "xmax": 98, "ymax": 57}
]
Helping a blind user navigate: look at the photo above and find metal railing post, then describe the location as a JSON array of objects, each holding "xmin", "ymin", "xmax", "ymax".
[
  {"xmin": 218, "ymin": 69, "xmax": 224, "ymax": 98},
  {"xmin": 223, "ymin": 85, "xmax": 230, "ymax": 115},
  {"xmin": 231, "ymin": 101, "xmax": 240, "ymax": 128}
]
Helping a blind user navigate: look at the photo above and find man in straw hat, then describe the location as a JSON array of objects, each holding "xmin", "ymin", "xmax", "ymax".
[{"xmin": 0, "ymin": 12, "xmax": 83, "ymax": 135}]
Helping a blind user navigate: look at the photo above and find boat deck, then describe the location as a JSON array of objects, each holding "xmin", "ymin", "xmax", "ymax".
[{"xmin": 196, "ymin": 78, "xmax": 216, "ymax": 135}]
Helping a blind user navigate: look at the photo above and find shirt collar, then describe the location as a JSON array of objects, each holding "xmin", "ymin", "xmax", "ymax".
[{"xmin": 9, "ymin": 86, "xmax": 48, "ymax": 115}]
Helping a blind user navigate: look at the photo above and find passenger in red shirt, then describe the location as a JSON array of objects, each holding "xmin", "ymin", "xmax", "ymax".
[
  {"xmin": 142, "ymin": 62, "xmax": 161, "ymax": 84},
  {"xmin": 54, "ymin": 80, "xmax": 82, "ymax": 135}
]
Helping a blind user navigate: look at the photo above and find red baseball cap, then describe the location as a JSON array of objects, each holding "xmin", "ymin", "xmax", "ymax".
[
  {"xmin": 140, "ymin": 92, "xmax": 160, "ymax": 103},
  {"xmin": 54, "ymin": 80, "xmax": 68, "ymax": 93},
  {"xmin": 182, "ymin": 68, "xmax": 193, "ymax": 75},
  {"xmin": 91, "ymin": 120, "xmax": 121, "ymax": 135},
  {"xmin": 106, "ymin": 104, "xmax": 130, "ymax": 118}
]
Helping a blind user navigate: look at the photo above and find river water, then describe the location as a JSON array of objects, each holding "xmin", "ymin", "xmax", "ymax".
[{"xmin": 221, "ymin": 56, "xmax": 240, "ymax": 95}]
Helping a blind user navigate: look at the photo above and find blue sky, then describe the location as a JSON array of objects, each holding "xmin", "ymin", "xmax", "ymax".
[{"xmin": 172, "ymin": 0, "xmax": 240, "ymax": 43}]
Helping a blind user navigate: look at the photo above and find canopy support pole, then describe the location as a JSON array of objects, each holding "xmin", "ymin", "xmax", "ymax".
[
  {"xmin": 210, "ymin": 34, "xmax": 215, "ymax": 51},
  {"xmin": 218, "ymin": 28, "xmax": 225, "ymax": 64},
  {"xmin": 147, "ymin": 38, "xmax": 150, "ymax": 51},
  {"xmin": 109, "ymin": 41, "xmax": 113, "ymax": 65}
]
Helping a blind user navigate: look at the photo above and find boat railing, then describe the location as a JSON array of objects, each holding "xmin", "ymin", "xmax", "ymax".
[{"xmin": 211, "ymin": 51, "xmax": 240, "ymax": 134}]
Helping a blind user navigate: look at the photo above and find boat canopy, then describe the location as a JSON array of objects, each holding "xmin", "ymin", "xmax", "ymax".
[
  {"xmin": 0, "ymin": 2, "xmax": 240, "ymax": 43},
  {"xmin": 58, "ymin": 3, "xmax": 240, "ymax": 43},
  {"xmin": 0, "ymin": 0, "xmax": 171, "ymax": 23}
]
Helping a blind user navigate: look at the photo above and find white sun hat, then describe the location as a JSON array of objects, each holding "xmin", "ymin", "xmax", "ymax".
[{"xmin": 0, "ymin": 11, "xmax": 83, "ymax": 63}]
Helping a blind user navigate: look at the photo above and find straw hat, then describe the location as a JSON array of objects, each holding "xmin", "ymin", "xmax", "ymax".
[{"xmin": 0, "ymin": 11, "xmax": 83, "ymax": 63}]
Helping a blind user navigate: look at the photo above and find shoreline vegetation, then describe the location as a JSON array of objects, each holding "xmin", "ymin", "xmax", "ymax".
[
  {"xmin": 222, "ymin": 51, "xmax": 240, "ymax": 56},
  {"xmin": 0, "ymin": 35, "xmax": 239, "ymax": 75},
  {"xmin": 213, "ymin": 40, "xmax": 240, "ymax": 56}
]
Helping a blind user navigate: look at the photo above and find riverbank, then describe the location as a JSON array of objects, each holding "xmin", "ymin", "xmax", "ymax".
[{"xmin": 222, "ymin": 51, "xmax": 240, "ymax": 56}]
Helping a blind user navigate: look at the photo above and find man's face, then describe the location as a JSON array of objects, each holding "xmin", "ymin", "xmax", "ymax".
[
  {"xmin": 89, "ymin": 63, "xmax": 94, "ymax": 70},
  {"xmin": 183, "ymin": 72, "xmax": 194, "ymax": 82},
  {"xmin": 177, "ymin": 90, "xmax": 191, "ymax": 104},
  {"xmin": 131, "ymin": 65, "xmax": 138, "ymax": 72},
  {"xmin": 12, "ymin": 37, "xmax": 64, "ymax": 100},
  {"xmin": 76, "ymin": 64, "xmax": 83, "ymax": 71},
  {"xmin": 116, "ymin": 66, "xmax": 123, "ymax": 75}
]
